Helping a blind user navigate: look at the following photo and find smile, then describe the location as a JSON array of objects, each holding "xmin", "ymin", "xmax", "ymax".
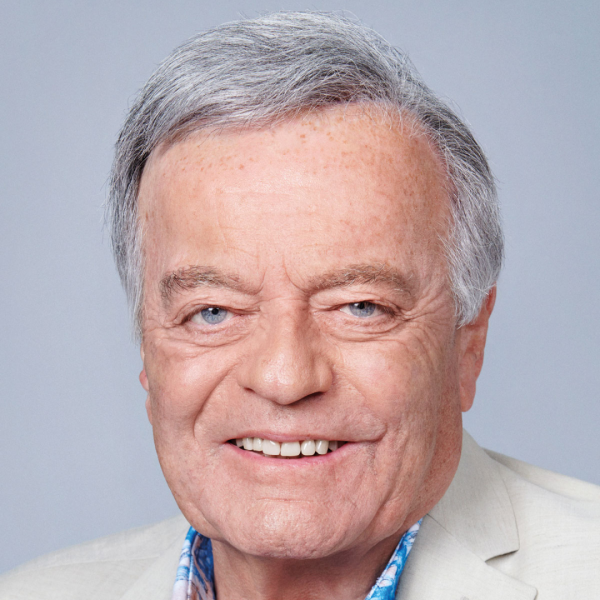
[{"xmin": 229, "ymin": 438, "xmax": 346, "ymax": 458}]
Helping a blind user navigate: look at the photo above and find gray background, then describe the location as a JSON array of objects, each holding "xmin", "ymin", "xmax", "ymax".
[{"xmin": 1, "ymin": 0, "xmax": 598, "ymax": 575}]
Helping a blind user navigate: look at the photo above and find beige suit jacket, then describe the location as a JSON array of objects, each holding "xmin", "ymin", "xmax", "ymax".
[{"xmin": 2, "ymin": 431, "xmax": 599, "ymax": 599}]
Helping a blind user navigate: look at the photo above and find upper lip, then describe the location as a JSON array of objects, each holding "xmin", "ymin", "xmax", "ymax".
[{"xmin": 227, "ymin": 433, "xmax": 351, "ymax": 443}]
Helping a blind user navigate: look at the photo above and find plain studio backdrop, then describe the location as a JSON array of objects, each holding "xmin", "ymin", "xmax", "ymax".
[{"xmin": 1, "ymin": 0, "xmax": 598, "ymax": 574}]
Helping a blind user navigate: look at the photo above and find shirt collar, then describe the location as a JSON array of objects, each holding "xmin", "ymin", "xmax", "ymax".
[{"xmin": 172, "ymin": 520, "xmax": 421, "ymax": 600}]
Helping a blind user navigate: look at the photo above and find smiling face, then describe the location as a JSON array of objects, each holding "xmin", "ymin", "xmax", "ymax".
[{"xmin": 138, "ymin": 106, "xmax": 486, "ymax": 561}]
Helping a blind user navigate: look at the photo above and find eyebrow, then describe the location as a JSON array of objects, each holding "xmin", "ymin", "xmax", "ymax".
[
  {"xmin": 160, "ymin": 266, "xmax": 254, "ymax": 303},
  {"xmin": 307, "ymin": 264, "xmax": 416, "ymax": 296},
  {"xmin": 159, "ymin": 263, "xmax": 415, "ymax": 304}
]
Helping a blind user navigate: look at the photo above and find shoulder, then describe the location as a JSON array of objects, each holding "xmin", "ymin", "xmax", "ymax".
[
  {"xmin": 484, "ymin": 447, "xmax": 600, "ymax": 595},
  {"xmin": 486, "ymin": 446, "xmax": 600, "ymax": 523},
  {"xmin": 0, "ymin": 515, "xmax": 188, "ymax": 600},
  {"xmin": 486, "ymin": 448, "xmax": 600, "ymax": 502}
]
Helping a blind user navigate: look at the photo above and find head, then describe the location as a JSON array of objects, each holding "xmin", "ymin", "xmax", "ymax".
[{"xmin": 108, "ymin": 12, "xmax": 502, "ymax": 560}]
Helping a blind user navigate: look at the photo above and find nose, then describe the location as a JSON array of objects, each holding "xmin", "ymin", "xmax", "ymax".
[{"xmin": 237, "ymin": 311, "xmax": 333, "ymax": 405}]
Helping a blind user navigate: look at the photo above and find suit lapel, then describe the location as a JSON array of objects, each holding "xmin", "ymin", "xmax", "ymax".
[
  {"xmin": 397, "ymin": 517, "xmax": 536, "ymax": 600},
  {"xmin": 397, "ymin": 430, "xmax": 537, "ymax": 600}
]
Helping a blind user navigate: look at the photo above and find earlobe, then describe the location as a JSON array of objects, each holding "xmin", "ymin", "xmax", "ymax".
[{"xmin": 458, "ymin": 286, "xmax": 497, "ymax": 413}]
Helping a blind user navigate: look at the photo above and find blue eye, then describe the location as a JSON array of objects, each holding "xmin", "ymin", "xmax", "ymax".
[
  {"xmin": 345, "ymin": 301, "xmax": 377, "ymax": 318},
  {"xmin": 196, "ymin": 307, "xmax": 230, "ymax": 325}
]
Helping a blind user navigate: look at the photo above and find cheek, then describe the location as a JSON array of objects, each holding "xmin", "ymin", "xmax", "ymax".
[
  {"xmin": 143, "ymin": 342, "xmax": 240, "ymax": 518},
  {"xmin": 340, "ymin": 336, "xmax": 450, "ymax": 429},
  {"xmin": 144, "ymin": 340, "xmax": 234, "ymax": 432}
]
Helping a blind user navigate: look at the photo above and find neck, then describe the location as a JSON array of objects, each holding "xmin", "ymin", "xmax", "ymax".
[{"xmin": 211, "ymin": 533, "xmax": 403, "ymax": 600}]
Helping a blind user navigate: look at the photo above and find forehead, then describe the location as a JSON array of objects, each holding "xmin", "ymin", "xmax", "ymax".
[{"xmin": 138, "ymin": 106, "xmax": 451, "ymax": 289}]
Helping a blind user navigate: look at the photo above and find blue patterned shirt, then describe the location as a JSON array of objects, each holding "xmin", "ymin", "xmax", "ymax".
[{"xmin": 172, "ymin": 520, "xmax": 421, "ymax": 600}]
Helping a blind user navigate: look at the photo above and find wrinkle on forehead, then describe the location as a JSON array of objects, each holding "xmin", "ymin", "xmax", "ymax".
[
  {"xmin": 148, "ymin": 102, "xmax": 431, "ymax": 163},
  {"xmin": 137, "ymin": 104, "xmax": 454, "ymax": 314},
  {"xmin": 140, "ymin": 104, "xmax": 450, "ymax": 213}
]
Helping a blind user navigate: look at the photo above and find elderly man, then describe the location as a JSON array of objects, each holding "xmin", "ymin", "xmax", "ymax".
[{"xmin": 2, "ymin": 11, "xmax": 599, "ymax": 600}]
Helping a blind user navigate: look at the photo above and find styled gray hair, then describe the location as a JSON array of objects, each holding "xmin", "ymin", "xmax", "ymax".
[{"xmin": 108, "ymin": 11, "xmax": 503, "ymax": 339}]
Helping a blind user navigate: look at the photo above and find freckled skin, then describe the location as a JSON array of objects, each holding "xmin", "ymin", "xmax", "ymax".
[{"xmin": 138, "ymin": 106, "xmax": 495, "ymax": 600}]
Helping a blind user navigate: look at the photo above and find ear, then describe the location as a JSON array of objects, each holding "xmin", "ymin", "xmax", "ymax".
[
  {"xmin": 139, "ymin": 345, "xmax": 149, "ymax": 392},
  {"xmin": 139, "ymin": 345, "xmax": 152, "ymax": 425},
  {"xmin": 145, "ymin": 394, "xmax": 153, "ymax": 426},
  {"xmin": 457, "ymin": 286, "xmax": 496, "ymax": 413},
  {"xmin": 139, "ymin": 368, "xmax": 149, "ymax": 391}
]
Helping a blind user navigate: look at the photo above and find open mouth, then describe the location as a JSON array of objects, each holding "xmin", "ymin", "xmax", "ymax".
[{"xmin": 228, "ymin": 438, "xmax": 346, "ymax": 458}]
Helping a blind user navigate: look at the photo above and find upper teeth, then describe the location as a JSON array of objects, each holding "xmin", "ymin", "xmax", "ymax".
[{"xmin": 235, "ymin": 437, "xmax": 339, "ymax": 457}]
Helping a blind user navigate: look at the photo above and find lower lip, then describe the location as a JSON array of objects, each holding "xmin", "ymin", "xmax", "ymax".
[{"xmin": 225, "ymin": 441, "xmax": 357, "ymax": 467}]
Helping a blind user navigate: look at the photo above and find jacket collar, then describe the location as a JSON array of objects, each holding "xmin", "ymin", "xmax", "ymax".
[
  {"xmin": 120, "ymin": 431, "xmax": 537, "ymax": 600},
  {"xmin": 120, "ymin": 518, "xmax": 188, "ymax": 600},
  {"xmin": 396, "ymin": 430, "xmax": 537, "ymax": 600}
]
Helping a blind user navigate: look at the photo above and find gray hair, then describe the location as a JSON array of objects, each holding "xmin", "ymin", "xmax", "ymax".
[{"xmin": 107, "ymin": 11, "xmax": 503, "ymax": 339}]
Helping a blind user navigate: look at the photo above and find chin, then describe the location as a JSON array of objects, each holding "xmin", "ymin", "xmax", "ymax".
[{"xmin": 212, "ymin": 500, "xmax": 360, "ymax": 560}]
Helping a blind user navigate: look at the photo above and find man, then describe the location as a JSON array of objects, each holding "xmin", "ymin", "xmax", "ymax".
[{"xmin": 1, "ymin": 11, "xmax": 598, "ymax": 600}]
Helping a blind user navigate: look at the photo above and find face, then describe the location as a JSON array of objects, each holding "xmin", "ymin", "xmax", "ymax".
[{"xmin": 138, "ymin": 106, "xmax": 491, "ymax": 561}]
